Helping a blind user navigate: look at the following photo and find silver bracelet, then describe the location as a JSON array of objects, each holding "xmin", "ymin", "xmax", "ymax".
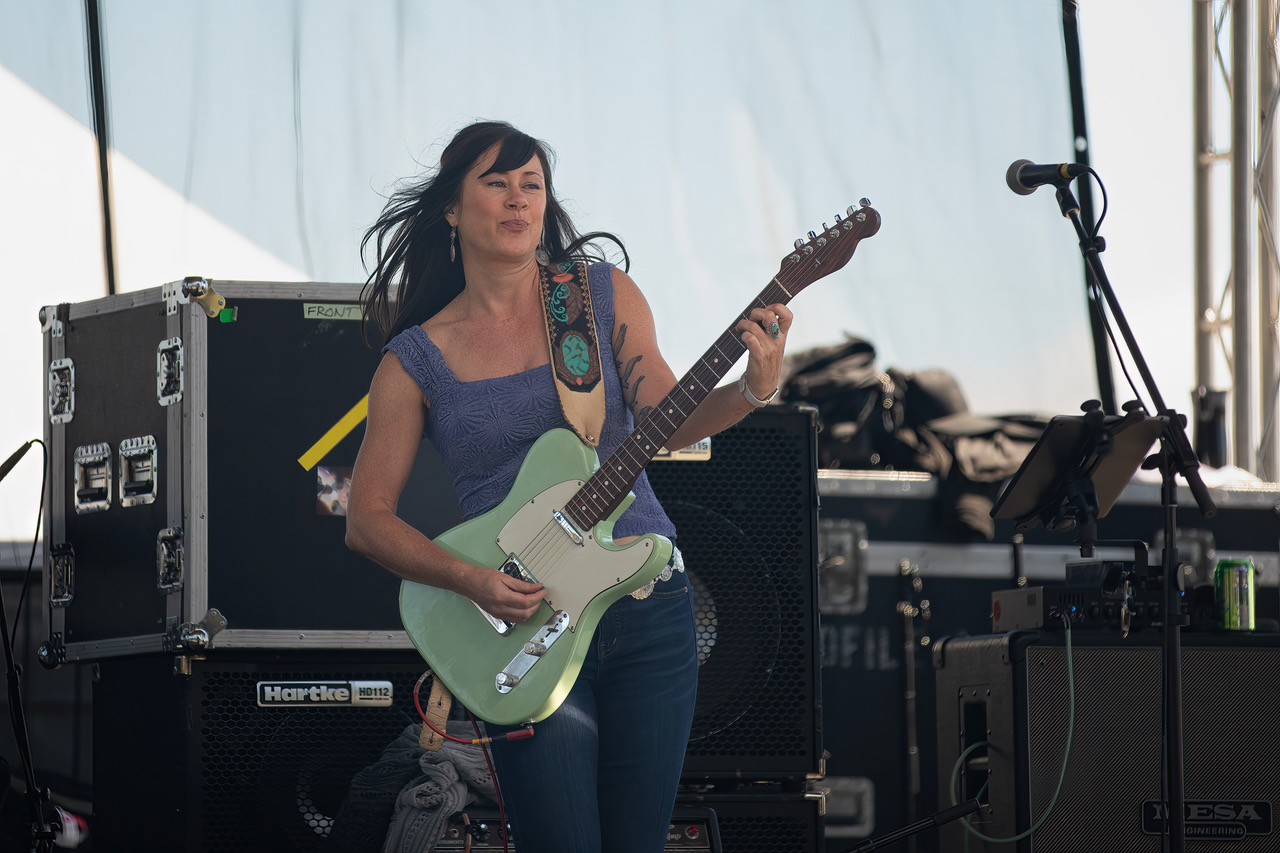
[{"xmin": 737, "ymin": 374, "xmax": 779, "ymax": 408}]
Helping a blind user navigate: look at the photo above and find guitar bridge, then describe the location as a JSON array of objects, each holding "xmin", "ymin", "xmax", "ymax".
[{"xmin": 495, "ymin": 610, "xmax": 571, "ymax": 693}]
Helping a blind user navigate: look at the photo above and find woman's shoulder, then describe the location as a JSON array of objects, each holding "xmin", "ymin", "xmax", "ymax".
[
  {"xmin": 383, "ymin": 325, "xmax": 444, "ymax": 381},
  {"xmin": 383, "ymin": 323, "xmax": 427, "ymax": 356},
  {"xmin": 587, "ymin": 260, "xmax": 646, "ymax": 299}
]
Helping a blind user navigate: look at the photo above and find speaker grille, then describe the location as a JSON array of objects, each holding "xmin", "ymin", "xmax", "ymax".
[
  {"xmin": 196, "ymin": 664, "xmax": 420, "ymax": 851},
  {"xmin": 1022, "ymin": 646, "xmax": 1163, "ymax": 850},
  {"xmin": 94, "ymin": 654, "xmax": 428, "ymax": 852},
  {"xmin": 1023, "ymin": 644, "xmax": 1280, "ymax": 853},
  {"xmin": 937, "ymin": 635, "xmax": 1280, "ymax": 853},
  {"xmin": 648, "ymin": 407, "xmax": 821, "ymax": 779}
]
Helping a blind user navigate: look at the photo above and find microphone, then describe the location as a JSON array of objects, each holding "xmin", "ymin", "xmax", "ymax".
[
  {"xmin": 1006, "ymin": 159, "xmax": 1089, "ymax": 195},
  {"xmin": 0, "ymin": 440, "xmax": 34, "ymax": 485}
]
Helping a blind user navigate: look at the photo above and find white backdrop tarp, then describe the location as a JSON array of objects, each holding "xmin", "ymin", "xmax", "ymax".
[{"xmin": 0, "ymin": 0, "xmax": 1096, "ymax": 541}]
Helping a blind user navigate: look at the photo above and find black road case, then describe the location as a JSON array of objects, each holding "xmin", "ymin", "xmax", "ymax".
[{"xmin": 41, "ymin": 280, "xmax": 461, "ymax": 662}]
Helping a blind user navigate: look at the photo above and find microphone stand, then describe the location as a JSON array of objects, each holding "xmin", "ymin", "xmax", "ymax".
[
  {"xmin": 1, "ymin": 590, "xmax": 59, "ymax": 852},
  {"xmin": 0, "ymin": 441, "xmax": 60, "ymax": 851},
  {"xmin": 1051, "ymin": 180, "xmax": 1217, "ymax": 853}
]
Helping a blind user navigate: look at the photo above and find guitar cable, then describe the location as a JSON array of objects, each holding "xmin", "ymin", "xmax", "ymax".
[
  {"xmin": 411, "ymin": 670, "xmax": 520, "ymax": 851},
  {"xmin": 412, "ymin": 670, "xmax": 536, "ymax": 744}
]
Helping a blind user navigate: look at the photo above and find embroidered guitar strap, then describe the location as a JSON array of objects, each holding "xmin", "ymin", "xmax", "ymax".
[{"xmin": 539, "ymin": 261, "xmax": 606, "ymax": 447}]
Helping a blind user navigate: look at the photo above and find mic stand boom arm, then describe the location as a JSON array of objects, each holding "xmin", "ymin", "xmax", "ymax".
[
  {"xmin": 1053, "ymin": 185, "xmax": 1216, "ymax": 516},
  {"xmin": 1052, "ymin": 180, "xmax": 1217, "ymax": 853}
]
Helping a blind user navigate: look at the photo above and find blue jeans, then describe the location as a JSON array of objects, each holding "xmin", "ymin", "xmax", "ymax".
[{"xmin": 487, "ymin": 569, "xmax": 697, "ymax": 853}]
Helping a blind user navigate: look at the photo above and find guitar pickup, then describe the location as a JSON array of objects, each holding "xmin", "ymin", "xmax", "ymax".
[
  {"xmin": 499, "ymin": 554, "xmax": 538, "ymax": 585},
  {"xmin": 473, "ymin": 554, "xmax": 541, "ymax": 635},
  {"xmin": 495, "ymin": 610, "xmax": 571, "ymax": 693}
]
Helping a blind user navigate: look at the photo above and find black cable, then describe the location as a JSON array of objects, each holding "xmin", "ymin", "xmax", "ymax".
[
  {"xmin": 0, "ymin": 439, "xmax": 57, "ymax": 850},
  {"xmin": 11, "ymin": 441, "xmax": 48, "ymax": 650},
  {"xmin": 1078, "ymin": 170, "xmax": 1148, "ymax": 413}
]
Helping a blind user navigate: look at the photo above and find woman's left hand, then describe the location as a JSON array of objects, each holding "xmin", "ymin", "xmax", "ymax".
[{"xmin": 735, "ymin": 303, "xmax": 793, "ymax": 401}]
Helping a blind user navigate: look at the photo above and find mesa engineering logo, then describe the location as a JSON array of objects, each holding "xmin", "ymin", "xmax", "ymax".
[
  {"xmin": 1142, "ymin": 800, "xmax": 1273, "ymax": 840},
  {"xmin": 256, "ymin": 680, "xmax": 394, "ymax": 708}
]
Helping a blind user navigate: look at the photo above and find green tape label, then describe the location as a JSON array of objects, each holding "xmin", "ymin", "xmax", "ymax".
[{"xmin": 303, "ymin": 303, "xmax": 361, "ymax": 321}]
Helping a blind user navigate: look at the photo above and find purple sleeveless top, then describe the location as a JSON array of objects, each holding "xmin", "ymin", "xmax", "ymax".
[{"xmin": 384, "ymin": 262, "xmax": 677, "ymax": 539}]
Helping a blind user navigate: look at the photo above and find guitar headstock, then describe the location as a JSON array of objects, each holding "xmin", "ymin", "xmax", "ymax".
[{"xmin": 777, "ymin": 198, "xmax": 881, "ymax": 293}]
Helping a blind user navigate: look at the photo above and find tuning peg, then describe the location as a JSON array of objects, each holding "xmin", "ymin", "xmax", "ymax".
[
  {"xmin": 834, "ymin": 213, "xmax": 843, "ymax": 223},
  {"xmin": 859, "ymin": 197, "xmax": 871, "ymax": 207},
  {"xmin": 807, "ymin": 231, "xmax": 817, "ymax": 240},
  {"xmin": 794, "ymin": 238, "xmax": 805, "ymax": 249}
]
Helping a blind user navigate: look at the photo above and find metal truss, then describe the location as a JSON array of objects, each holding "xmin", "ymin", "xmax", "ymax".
[{"xmin": 1194, "ymin": 0, "xmax": 1280, "ymax": 478}]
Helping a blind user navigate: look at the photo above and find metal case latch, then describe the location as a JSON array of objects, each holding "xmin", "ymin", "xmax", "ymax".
[
  {"xmin": 48, "ymin": 358, "xmax": 74, "ymax": 424},
  {"xmin": 156, "ymin": 526, "xmax": 184, "ymax": 592},
  {"xmin": 156, "ymin": 338, "xmax": 184, "ymax": 406},
  {"xmin": 39, "ymin": 305, "xmax": 65, "ymax": 338},
  {"xmin": 50, "ymin": 543, "xmax": 75, "ymax": 606},
  {"xmin": 819, "ymin": 518, "xmax": 870, "ymax": 615},
  {"xmin": 72, "ymin": 444, "xmax": 112, "ymax": 514},
  {"xmin": 166, "ymin": 609, "xmax": 226, "ymax": 653},
  {"xmin": 38, "ymin": 632, "xmax": 67, "ymax": 670},
  {"xmin": 181, "ymin": 277, "xmax": 227, "ymax": 318},
  {"xmin": 119, "ymin": 436, "xmax": 158, "ymax": 507}
]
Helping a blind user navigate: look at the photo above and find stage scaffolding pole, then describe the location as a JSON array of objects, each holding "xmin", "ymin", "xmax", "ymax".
[
  {"xmin": 1257, "ymin": 0, "xmax": 1280, "ymax": 478},
  {"xmin": 1231, "ymin": 0, "xmax": 1256, "ymax": 471},
  {"xmin": 1195, "ymin": 0, "xmax": 1280, "ymax": 479}
]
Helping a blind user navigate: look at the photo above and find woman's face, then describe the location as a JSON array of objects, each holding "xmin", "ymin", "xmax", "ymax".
[{"xmin": 445, "ymin": 144, "xmax": 546, "ymax": 266}]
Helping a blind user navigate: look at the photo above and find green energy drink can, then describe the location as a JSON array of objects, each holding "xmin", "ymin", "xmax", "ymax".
[{"xmin": 1214, "ymin": 557, "xmax": 1256, "ymax": 630}]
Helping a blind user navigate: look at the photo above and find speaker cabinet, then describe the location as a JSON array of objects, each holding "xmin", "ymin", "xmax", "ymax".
[
  {"xmin": 92, "ymin": 651, "xmax": 430, "ymax": 852},
  {"xmin": 934, "ymin": 632, "xmax": 1280, "ymax": 853},
  {"xmin": 648, "ymin": 405, "xmax": 822, "ymax": 782}
]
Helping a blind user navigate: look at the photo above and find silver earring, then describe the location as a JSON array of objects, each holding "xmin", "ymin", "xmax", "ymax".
[
  {"xmin": 449, "ymin": 226, "xmax": 456, "ymax": 263},
  {"xmin": 535, "ymin": 242, "xmax": 550, "ymax": 266}
]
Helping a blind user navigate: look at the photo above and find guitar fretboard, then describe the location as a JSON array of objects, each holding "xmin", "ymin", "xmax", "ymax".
[{"xmin": 563, "ymin": 279, "xmax": 794, "ymax": 529}]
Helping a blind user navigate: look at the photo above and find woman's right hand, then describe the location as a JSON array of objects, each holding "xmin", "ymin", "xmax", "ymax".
[{"xmin": 464, "ymin": 566, "xmax": 547, "ymax": 624}]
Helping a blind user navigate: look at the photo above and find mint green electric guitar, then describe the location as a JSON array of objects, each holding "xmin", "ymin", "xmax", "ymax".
[{"xmin": 400, "ymin": 201, "xmax": 880, "ymax": 725}]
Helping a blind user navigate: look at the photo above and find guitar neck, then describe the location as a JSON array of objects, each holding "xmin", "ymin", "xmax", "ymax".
[
  {"xmin": 564, "ymin": 277, "xmax": 796, "ymax": 529},
  {"xmin": 561, "ymin": 200, "xmax": 880, "ymax": 531}
]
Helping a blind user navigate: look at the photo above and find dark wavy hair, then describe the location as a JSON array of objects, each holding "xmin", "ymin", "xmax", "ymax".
[{"xmin": 359, "ymin": 120, "xmax": 628, "ymax": 346}]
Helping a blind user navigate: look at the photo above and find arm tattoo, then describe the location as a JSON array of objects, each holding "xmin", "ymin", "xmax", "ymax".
[
  {"xmin": 611, "ymin": 322, "xmax": 629, "ymax": 360},
  {"xmin": 613, "ymin": 322, "xmax": 647, "ymax": 411}
]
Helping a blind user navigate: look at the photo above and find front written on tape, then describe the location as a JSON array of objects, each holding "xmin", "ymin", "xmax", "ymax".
[{"xmin": 256, "ymin": 680, "xmax": 393, "ymax": 708}]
